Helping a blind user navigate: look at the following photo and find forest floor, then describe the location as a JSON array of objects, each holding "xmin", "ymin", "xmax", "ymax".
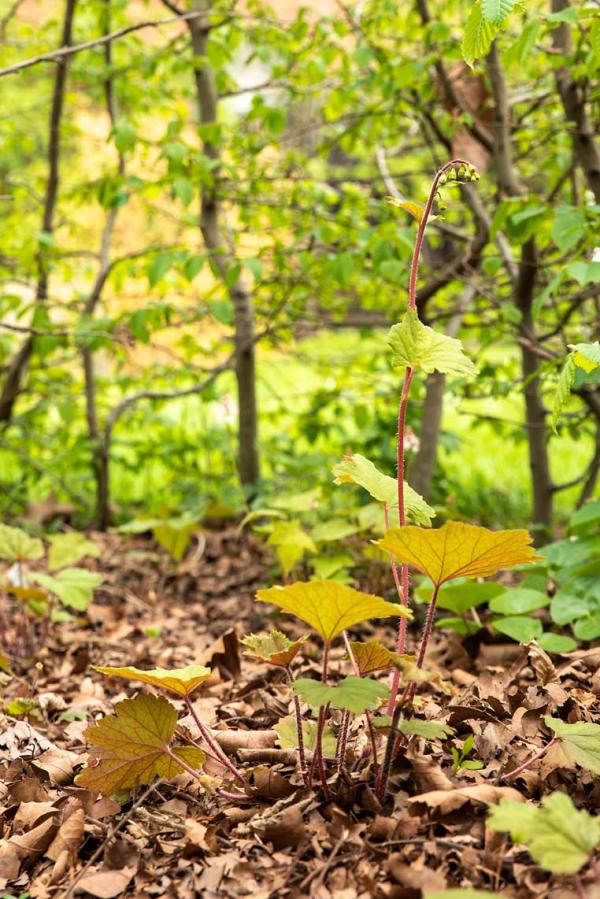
[{"xmin": 1, "ymin": 527, "xmax": 599, "ymax": 899}]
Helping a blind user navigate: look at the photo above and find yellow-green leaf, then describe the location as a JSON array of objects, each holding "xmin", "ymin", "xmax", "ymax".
[
  {"xmin": 387, "ymin": 309, "xmax": 478, "ymax": 378},
  {"xmin": 48, "ymin": 532, "xmax": 100, "ymax": 571},
  {"xmin": 377, "ymin": 521, "xmax": 541, "ymax": 587},
  {"xmin": 76, "ymin": 694, "xmax": 205, "ymax": 796},
  {"xmin": 267, "ymin": 520, "xmax": 317, "ymax": 575},
  {"xmin": 332, "ymin": 453, "xmax": 435, "ymax": 526},
  {"xmin": 0, "ymin": 651, "xmax": 11, "ymax": 673},
  {"xmin": 241, "ymin": 631, "xmax": 308, "ymax": 667},
  {"xmin": 348, "ymin": 640, "xmax": 413, "ymax": 675},
  {"xmin": 93, "ymin": 664, "xmax": 212, "ymax": 697},
  {"xmin": 0, "ymin": 524, "xmax": 44, "ymax": 563},
  {"xmin": 33, "ymin": 568, "xmax": 103, "ymax": 611},
  {"xmin": 386, "ymin": 197, "xmax": 425, "ymax": 222},
  {"xmin": 256, "ymin": 579, "xmax": 410, "ymax": 642}
]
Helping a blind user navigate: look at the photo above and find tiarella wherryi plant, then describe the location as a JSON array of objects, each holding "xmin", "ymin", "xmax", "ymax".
[
  {"xmin": 78, "ymin": 164, "xmax": 545, "ymax": 804},
  {"xmin": 244, "ymin": 161, "xmax": 541, "ymax": 800}
]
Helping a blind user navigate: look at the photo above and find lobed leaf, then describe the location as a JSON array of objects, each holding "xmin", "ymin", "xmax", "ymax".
[
  {"xmin": 256, "ymin": 579, "xmax": 410, "ymax": 643},
  {"xmin": 33, "ymin": 568, "xmax": 103, "ymax": 610},
  {"xmin": 0, "ymin": 524, "xmax": 44, "ymax": 563},
  {"xmin": 387, "ymin": 309, "xmax": 477, "ymax": 379},
  {"xmin": 293, "ymin": 675, "xmax": 390, "ymax": 714},
  {"xmin": 377, "ymin": 521, "xmax": 541, "ymax": 587},
  {"xmin": 488, "ymin": 793, "xmax": 600, "ymax": 875},
  {"xmin": 241, "ymin": 630, "xmax": 308, "ymax": 667},
  {"xmin": 545, "ymin": 717, "xmax": 600, "ymax": 775},
  {"xmin": 93, "ymin": 664, "xmax": 213, "ymax": 697},
  {"xmin": 76, "ymin": 694, "xmax": 205, "ymax": 796},
  {"xmin": 347, "ymin": 639, "xmax": 413, "ymax": 675},
  {"xmin": 332, "ymin": 453, "xmax": 435, "ymax": 526},
  {"xmin": 48, "ymin": 532, "xmax": 100, "ymax": 571}
]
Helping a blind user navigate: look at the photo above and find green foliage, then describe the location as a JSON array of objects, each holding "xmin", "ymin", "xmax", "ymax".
[
  {"xmin": 545, "ymin": 717, "xmax": 600, "ymax": 776},
  {"xmin": 451, "ymin": 734, "xmax": 484, "ymax": 775},
  {"xmin": 488, "ymin": 793, "xmax": 600, "ymax": 875},
  {"xmin": 387, "ymin": 310, "xmax": 478, "ymax": 379},
  {"xmin": 462, "ymin": 3, "xmax": 499, "ymax": 67},
  {"xmin": 0, "ymin": 525, "xmax": 44, "ymax": 563},
  {"xmin": 293, "ymin": 675, "xmax": 390, "ymax": 715},
  {"xmin": 33, "ymin": 567, "xmax": 103, "ymax": 611}
]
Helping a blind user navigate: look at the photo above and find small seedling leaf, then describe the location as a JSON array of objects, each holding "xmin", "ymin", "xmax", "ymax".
[
  {"xmin": 377, "ymin": 521, "xmax": 540, "ymax": 587},
  {"xmin": 387, "ymin": 309, "xmax": 478, "ymax": 379},
  {"xmin": 33, "ymin": 568, "xmax": 103, "ymax": 610},
  {"xmin": 399, "ymin": 719, "xmax": 455, "ymax": 740},
  {"xmin": 0, "ymin": 524, "xmax": 44, "ymax": 562},
  {"xmin": 76, "ymin": 694, "xmax": 205, "ymax": 795},
  {"xmin": 347, "ymin": 639, "xmax": 413, "ymax": 675},
  {"xmin": 267, "ymin": 521, "xmax": 318, "ymax": 575},
  {"xmin": 274, "ymin": 715, "xmax": 337, "ymax": 757},
  {"xmin": 386, "ymin": 197, "xmax": 425, "ymax": 222},
  {"xmin": 257, "ymin": 579, "xmax": 410, "ymax": 642},
  {"xmin": 241, "ymin": 631, "xmax": 309, "ymax": 667},
  {"xmin": 293, "ymin": 675, "xmax": 390, "ymax": 714},
  {"xmin": 332, "ymin": 453, "xmax": 435, "ymax": 526},
  {"xmin": 488, "ymin": 793, "xmax": 600, "ymax": 874},
  {"xmin": 545, "ymin": 717, "xmax": 600, "ymax": 775},
  {"xmin": 93, "ymin": 664, "xmax": 213, "ymax": 697}
]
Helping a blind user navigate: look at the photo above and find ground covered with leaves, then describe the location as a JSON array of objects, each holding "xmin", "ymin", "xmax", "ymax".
[{"xmin": 1, "ymin": 528, "xmax": 599, "ymax": 899}]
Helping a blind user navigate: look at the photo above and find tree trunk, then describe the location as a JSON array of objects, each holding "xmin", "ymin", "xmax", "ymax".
[
  {"xmin": 517, "ymin": 240, "xmax": 554, "ymax": 542},
  {"xmin": 0, "ymin": 0, "xmax": 77, "ymax": 424},
  {"xmin": 187, "ymin": 2, "xmax": 259, "ymax": 489},
  {"xmin": 411, "ymin": 285, "xmax": 476, "ymax": 498},
  {"xmin": 551, "ymin": 0, "xmax": 600, "ymax": 203}
]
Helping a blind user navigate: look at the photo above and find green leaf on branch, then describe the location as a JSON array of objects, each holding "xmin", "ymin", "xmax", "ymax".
[
  {"xmin": 332, "ymin": 453, "xmax": 435, "ymax": 526},
  {"xmin": 491, "ymin": 616, "xmax": 543, "ymax": 643},
  {"xmin": 462, "ymin": 3, "xmax": 499, "ymax": 67},
  {"xmin": 481, "ymin": 0, "xmax": 519, "ymax": 24},
  {"xmin": 33, "ymin": 567, "xmax": 103, "ymax": 611},
  {"xmin": 551, "ymin": 354, "xmax": 576, "ymax": 433},
  {"xmin": 488, "ymin": 793, "xmax": 600, "ymax": 874},
  {"xmin": 76, "ymin": 694, "xmax": 205, "ymax": 796},
  {"xmin": 293, "ymin": 675, "xmax": 390, "ymax": 714},
  {"xmin": 257, "ymin": 579, "xmax": 410, "ymax": 642},
  {"xmin": 274, "ymin": 715, "xmax": 337, "ymax": 757},
  {"xmin": 387, "ymin": 309, "xmax": 477, "ymax": 379},
  {"xmin": 545, "ymin": 717, "xmax": 600, "ymax": 775},
  {"xmin": 0, "ymin": 524, "xmax": 44, "ymax": 562}
]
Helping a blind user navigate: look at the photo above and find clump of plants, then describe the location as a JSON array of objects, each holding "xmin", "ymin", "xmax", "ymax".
[
  {"xmin": 80, "ymin": 161, "xmax": 553, "ymax": 805},
  {"xmin": 0, "ymin": 524, "xmax": 103, "ymax": 658}
]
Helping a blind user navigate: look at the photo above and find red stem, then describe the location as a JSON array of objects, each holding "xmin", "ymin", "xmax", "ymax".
[
  {"xmin": 500, "ymin": 738, "xmax": 557, "ymax": 781},
  {"xmin": 287, "ymin": 667, "xmax": 308, "ymax": 785},
  {"xmin": 183, "ymin": 695, "xmax": 246, "ymax": 785},
  {"xmin": 405, "ymin": 582, "xmax": 441, "ymax": 705}
]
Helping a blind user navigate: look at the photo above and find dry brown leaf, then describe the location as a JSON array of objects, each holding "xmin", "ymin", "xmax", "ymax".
[
  {"xmin": 408, "ymin": 785, "xmax": 523, "ymax": 815},
  {"xmin": 0, "ymin": 840, "xmax": 20, "ymax": 882},
  {"xmin": 253, "ymin": 802, "xmax": 306, "ymax": 850},
  {"xmin": 32, "ymin": 747, "xmax": 80, "ymax": 784},
  {"xmin": 213, "ymin": 729, "xmax": 277, "ymax": 754},
  {"xmin": 75, "ymin": 866, "xmax": 136, "ymax": 898},
  {"xmin": 46, "ymin": 806, "xmax": 85, "ymax": 863}
]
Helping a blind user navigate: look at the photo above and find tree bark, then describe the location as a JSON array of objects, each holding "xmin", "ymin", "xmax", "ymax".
[
  {"xmin": 551, "ymin": 0, "xmax": 600, "ymax": 203},
  {"xmin": 517, "ymin": 239, "xmax": 553, "ymax": 541},
  {"xmin": 0, "ymin": 0, "xmax": 77, "ymax": 424},
  {"xmin": 487, "ymin": 42, "xmax": 554, "ymax": 540},
  {"xmin": 186, "ymin": 1, "xmax": 259, "ymax": 489}
]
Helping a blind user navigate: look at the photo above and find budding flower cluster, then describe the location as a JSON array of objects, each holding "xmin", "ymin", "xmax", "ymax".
[{"xmin": 438, "ymin": 162, "xmax": 480, "ymax": 186}]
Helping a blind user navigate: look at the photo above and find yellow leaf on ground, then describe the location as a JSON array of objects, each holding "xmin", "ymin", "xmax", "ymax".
[
  {"xmin": 241, "ymin": 631, "xmax": 309, "ymax": 667},
  {"xmin": 377, "ymin": 521, "xmax": 541, "ymax": 586},
  {"xmin": 76, "ymin": 694, "xmax": 204, "ymax": 796},
  {"xmin": 348, "ymin": 640, "xmax": 413, "ymax": 675},
  {"xmin": 92, "ymin": 664, "xmax": 212, "ymax": 697},
  {"xmin": 256, "ymin": 579, "xmax": 410, "ymax": 643}
]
